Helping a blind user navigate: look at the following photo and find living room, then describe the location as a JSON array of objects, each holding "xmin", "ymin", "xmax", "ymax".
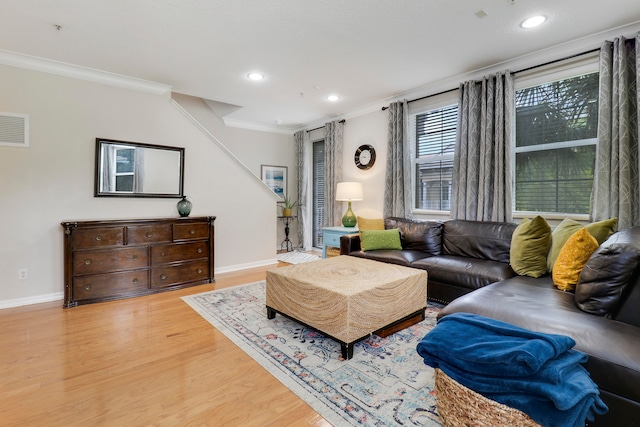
[
  {"xmin": 2, "ymin": 1, "xmax": 640, "ymax": 425},
  {"xmin": 1, "ymin": 1, "xmax": 640, "ymax": 309}
]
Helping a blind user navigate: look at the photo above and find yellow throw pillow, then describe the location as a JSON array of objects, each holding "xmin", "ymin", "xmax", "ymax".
[
  {"xmin": 510, "ymin": 216, "xmax": 551, "ymax": 278},
  {"xmin": 357, "ymin": 216, "xmax": 385, "ymax": 231},
  {"xmin": 552, "ymin": 228, "xmax": 599, "ymax": 292}
]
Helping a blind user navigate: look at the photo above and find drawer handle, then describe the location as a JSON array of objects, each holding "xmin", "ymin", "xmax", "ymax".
[
  {"xmin": 161, "ymin": 253, "xmax": 166, "ymax": 257},
  {"xmin": 197, "ymin": 248, "xmax": 203, "ymax": 254},
  {"xmin": 133, "ymin": 278, "xmax": 139, "ymax": 284},
  {"xmin": 197, "ymin": 269, "xmax": 202, "ymax": 274},
  {"xmin": 85, "ymin": 285, "xmax": 91, "ymax": 291},
  {"xmin": 84, "ymin": 259, "xmax": 92, "ymax": 265},
  {"xmin": 146, "ymin": 232, "xmax": 153, "ymax": 238},
  {"xmin": 190, "ymin": 229, "xmax": 196, "ymax": 235},
  {"xmin": 160, "ymin": 274, "xmax": 167, "ymax": 280},
  {"xmin": 132, "ymin": 255, "xmax": 138, "ymax": 261},
  {"xmin": 95, "ymin": 235, "xmax": 102, "ymax": 241}
]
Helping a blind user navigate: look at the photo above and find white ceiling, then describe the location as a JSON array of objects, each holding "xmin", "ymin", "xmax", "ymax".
[{"xmin": 2, "ymin": 0, "xmax": 640, "ymax": 133}]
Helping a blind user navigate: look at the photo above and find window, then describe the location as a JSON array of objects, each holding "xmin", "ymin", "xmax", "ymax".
[
  {"xmin": 312, "ymin": 140, "xmax": 325, "ymax": 248},
  {"xmin": 114, "ymin": 147, "xmax": 135, "ymax": 192},
  {"xmin": 412, "ymin": 104, "xmax": 457, "ymax": 210},
  {"xmin": 515, "ymin": 72, "xmax": 599, "ymax": 215}
]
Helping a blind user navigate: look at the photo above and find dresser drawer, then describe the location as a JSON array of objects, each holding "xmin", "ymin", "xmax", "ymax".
[
  {"xmin": 127, "ymin": 224, "xmax": 172, "ymax": 244},
  {"xmin": 151, "ymin": 242, "xmax": 208, "ymax": 266},
  {"xmin": 72, "ymin": 227, "xmax": 124, "ymax": 249},
  {"xmin": 323, "ymin": 231, "xmax": 343, "ymax": 247},
  {"xmin": 173, "ymin": 222, "xmax": 209, "ymax": 241},
  {"xmin": 73, "ymin": 247, "xmax": 148, "ymax": 275},
  {"xmin": 73, "ymin": 270, "xmax": 149, "ymax": 301},
  {"xmin": 151, "ymin": 260, "xmax": 209, "ymax": 289}
]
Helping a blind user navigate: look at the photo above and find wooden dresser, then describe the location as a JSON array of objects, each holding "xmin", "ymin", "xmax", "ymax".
[{"xmin": 61, "ymin": 216, "xmax": 215, "ymax": 308}]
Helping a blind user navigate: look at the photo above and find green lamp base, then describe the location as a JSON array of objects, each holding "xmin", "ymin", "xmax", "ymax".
[{"xmin": 341, "ymin": 201, "xmax": 357, "ymax": 227}]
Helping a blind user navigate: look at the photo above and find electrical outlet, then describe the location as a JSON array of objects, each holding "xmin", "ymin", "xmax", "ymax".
[{"xmin": 19, "ymin": 269, "xmax": 28, "ymax": 280}]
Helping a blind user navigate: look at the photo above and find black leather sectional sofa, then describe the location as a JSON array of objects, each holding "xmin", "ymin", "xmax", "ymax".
[{"xmin": 340, "ymin": 217, "xmax": 640, "ymax": 426}]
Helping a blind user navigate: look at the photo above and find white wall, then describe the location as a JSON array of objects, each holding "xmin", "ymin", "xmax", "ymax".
[
  {"xmin": 341, "ymin": 109, "xmax": 388, "ymax": 220},
  {"xmin": 0, "ymin": 64, "xmax": 294, "ymax": 308}
]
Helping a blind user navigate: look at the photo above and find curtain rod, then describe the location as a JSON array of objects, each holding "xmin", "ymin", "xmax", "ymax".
[
  {"xmin": 306, "ymin": 119, "xmax": 345, "ymax": 133},
  {"xmin": 381, "ymin": 47, "xmax": 601, "ymax": 111}
]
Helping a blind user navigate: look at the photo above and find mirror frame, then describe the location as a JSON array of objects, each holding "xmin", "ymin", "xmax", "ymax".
[{"xmin": 94, "ymin": 138, "xmax": 185, "ymax": 198}]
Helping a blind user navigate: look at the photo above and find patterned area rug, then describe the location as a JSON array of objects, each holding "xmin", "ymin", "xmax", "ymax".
[
  {"xmin": 182, "ymin": 281, "xmax": 442, "ymax": 427},
  {"xmin": 276, "ymin": 251, "xmax": 321, "ymax": 264}
]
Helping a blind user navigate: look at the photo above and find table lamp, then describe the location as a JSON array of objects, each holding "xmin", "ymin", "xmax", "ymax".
[{"xmin": 336, "ymin": 182, "xmax": 363, "ymax": 227}]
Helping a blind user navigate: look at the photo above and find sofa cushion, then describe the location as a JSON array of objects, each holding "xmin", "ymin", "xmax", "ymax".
[
  {"xmin": 360, "ymin": 228, "xmax": 402, "ymax": 251},
  {"xmin": 575, "ymin": 227, "xmax": 640, "ymax": 316},
  {"xmin": 347, "ymin": 249, "xmax": 430, "ymax": 267},
  {"xmin": 552, "ymin": 227, "xmax": 599, "ymax": 292},
  {"xmin": 442, "ymin": 220, "xmax": 516, "ymax": 263},
  {"xmin": 411, "ymin": 255, "xmax": 516, "ymax": 291},
  {"xmin": 385, "ymin": 217, "xmax": 443, "ymax": 255},
  {"xmin": 438, "ymin": 276, "xmax": 640, "ymax": 406},
  {"xmin": 510, "ymin": 216, "xmax": 551, "ymax": 278}
]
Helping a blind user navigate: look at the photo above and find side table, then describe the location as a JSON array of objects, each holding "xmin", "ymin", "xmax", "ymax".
[
  {"xmin": 322, "ymin": 226, "xmax": 358, "ymax": 258},
  {"xmin": 278, "ymin": 216, "xmax": 297, "ymax": 252}
]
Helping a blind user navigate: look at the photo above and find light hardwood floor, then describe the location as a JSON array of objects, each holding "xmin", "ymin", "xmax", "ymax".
[{"xmin": 0, "ymin": 263, "xmax": 332, "ymax": 427}]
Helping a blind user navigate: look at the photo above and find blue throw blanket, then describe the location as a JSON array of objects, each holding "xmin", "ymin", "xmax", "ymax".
[
  {"xmin": 417, "ymin": 313, "xmax": 608, "ymax": 427},
  {"xmin": 418, "ymin": 312, "xmax": 576, "ymax": 377}
]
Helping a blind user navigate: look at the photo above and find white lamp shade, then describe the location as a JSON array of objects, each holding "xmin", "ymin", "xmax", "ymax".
[{"xmin": 336, "ymin": 182, "xmax": 363, "ymax": 201}]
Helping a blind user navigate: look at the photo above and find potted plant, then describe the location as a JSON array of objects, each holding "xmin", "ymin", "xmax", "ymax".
[{"xmin": 281, "ymin": 195, "xmax": 300, "ymax": 217}]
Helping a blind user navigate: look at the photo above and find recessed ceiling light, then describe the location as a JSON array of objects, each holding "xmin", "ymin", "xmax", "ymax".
[
  {"xmin": 521, "ymin": 15, "xmax": 546, "ymax": 29},
  {"xmin": 327, "ymin": 94, "xmax": 340, "ymax": 102},
  {"xmin": 247, "ymin": 72, "xmax": 264, "ymax": 81}
]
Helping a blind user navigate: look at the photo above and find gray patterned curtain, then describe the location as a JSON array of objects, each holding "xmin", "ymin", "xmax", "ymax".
[
  {"xmin": 294, "ymin": 130, "xmax": 309, "ymax": 249},
  {"xmin": 592, "ymin": 33, "xmax": 640, "ymax": 229},
  {"xmin": 451, "ymin": 72, "xmax": 514, "ymax": 222},
  {"xmin": 133, "ymin": 148, "xmax": 144, "ymax": 193},
  {"xmin": 324, "ymin": 120, "xmax": 344, "ymax": 227},
  {"xmin": 383, "ymin": 100, "xmax": 412, "ymax": 218}
]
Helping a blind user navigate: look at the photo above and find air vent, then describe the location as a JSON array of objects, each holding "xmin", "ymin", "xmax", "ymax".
[{"xmin": 0, "ymin": 113, "xmax": 29, "ymax": 147}]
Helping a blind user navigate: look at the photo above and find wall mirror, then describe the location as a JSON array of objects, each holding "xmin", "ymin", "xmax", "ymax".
[{"xmin": 95, "ymin": 138, "xmax": 185, "ymax": 198}]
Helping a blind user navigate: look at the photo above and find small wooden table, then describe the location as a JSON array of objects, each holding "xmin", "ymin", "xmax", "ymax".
[{"xmin": 266, "ymin": 256, "xmax": 427, "ymax": 359}]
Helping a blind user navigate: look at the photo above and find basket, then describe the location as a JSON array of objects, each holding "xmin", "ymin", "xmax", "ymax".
[
  {"xmin": 435, "ymin": 369, "xmax": 541, "ymax": 427},
  {"xmin": 325, "ymin": 246, "xmax": 341, "ymax": 258}
]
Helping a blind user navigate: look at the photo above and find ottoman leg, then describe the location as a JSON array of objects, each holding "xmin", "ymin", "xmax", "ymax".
[
  {"xmin": 341, "ymin": 343, "xmax": 354, "ymax": 360},
  {"xmin": 266, "ymin": 306, "xmax": 276, "ymax": 319}
]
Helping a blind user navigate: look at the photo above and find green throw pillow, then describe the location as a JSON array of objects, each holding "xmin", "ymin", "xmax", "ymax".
[
  {"xmin": 360, "ymin": 228, "xmax": 402, "ymax": 251},
  {"xmin": 547, "ymin": 218, "xmax": 585, "ymax": 272},
  {"xmin": 510, "ymin": 216, "xmax": 551, "ymax": 278},
  {"xmin": 585, "ymin": 218, "xmax": 618, "ymax": 244}
]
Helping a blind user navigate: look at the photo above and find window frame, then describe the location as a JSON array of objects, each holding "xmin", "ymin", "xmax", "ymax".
[
  {"xmin": 513, "ymin": 54, "xmax": 599, "ymax": 220},
  {"xmin": 409, "ymin": 90, "xmax": 460, "ymax": 215}
]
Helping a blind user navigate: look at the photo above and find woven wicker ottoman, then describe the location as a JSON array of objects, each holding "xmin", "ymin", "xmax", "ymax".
[{"xmin": 266, "ymin": 256, "xmax": 428, "ymax": 359}]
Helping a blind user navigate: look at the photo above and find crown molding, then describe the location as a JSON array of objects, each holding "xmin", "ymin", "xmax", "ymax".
[
  {"xmin": 222, "ymin": 117, "xmax": 297, "ymax": 135},
  {"xmin": 0, "ymin": 49, "xmax": 172, "ymax": 95}
]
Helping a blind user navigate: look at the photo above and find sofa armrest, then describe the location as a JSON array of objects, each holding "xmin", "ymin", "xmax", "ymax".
[{"xmin": 340, "ymin": 233, "xmax": 361, "ymax": 255}]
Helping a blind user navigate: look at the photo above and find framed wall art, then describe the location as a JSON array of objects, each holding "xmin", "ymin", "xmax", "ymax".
[{"xmin": 261, "ymin": 165, "xmax": 287, "ymax": 200}]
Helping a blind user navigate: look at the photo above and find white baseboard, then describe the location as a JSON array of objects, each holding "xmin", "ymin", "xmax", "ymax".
[
  {"xmin": 0, "ymin": 292, "xmax": 64, "ymax": 310},
  {"xmin": 214, "ymin": 258, "xmax": 278, "ymax": 274},
  {"xmin": 0, "ymin": 259, "xmax": 279, "ymax": 310}
]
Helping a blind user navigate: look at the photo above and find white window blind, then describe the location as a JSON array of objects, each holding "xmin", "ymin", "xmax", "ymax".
[
  {"xmin": 414, "ymin": 104, "xmax": 457, "ymax": 210},
  {"xmin": 312, "ymin": 140, "xmax": 325, "ymax": 248}
]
